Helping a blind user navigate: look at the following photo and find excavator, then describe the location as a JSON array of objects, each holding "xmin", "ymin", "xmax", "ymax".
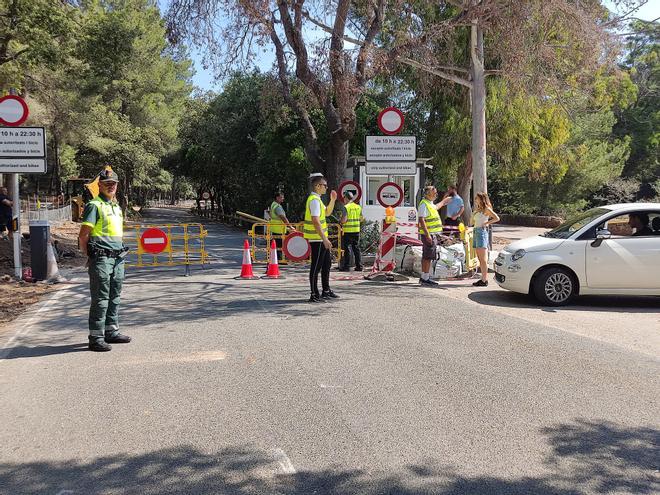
[{"xmin": 66, "ymin": 166, "xmax": 112, "ymax": 222}]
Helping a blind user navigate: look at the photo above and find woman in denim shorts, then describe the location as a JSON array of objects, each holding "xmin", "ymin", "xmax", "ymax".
[{"xmin": 471, "ymin": 192, "xmax": 500, "ymax": 287}]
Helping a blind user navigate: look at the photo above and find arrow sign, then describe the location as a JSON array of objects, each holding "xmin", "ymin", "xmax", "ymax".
[{"xmin": 0, "ymin": 95, "xmax": 29, "ymax": 127}]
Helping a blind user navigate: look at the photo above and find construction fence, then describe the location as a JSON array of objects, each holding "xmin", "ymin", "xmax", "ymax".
[{"xmin": 123, "ymin": 223, "xmax": 209, "ymax": 274}]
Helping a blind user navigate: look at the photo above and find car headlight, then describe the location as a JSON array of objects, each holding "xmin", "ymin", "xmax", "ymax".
[{"xmin": 510, "ymin": 249, "xmax": 526, "ymax": 261}]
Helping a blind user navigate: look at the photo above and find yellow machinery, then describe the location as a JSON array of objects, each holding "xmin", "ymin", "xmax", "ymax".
[{"xmin": 66, "ymin": 167, "xmax": 108, "ymax": 221}]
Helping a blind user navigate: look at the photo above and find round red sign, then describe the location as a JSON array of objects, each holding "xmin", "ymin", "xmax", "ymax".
[
  {"xmin": 0, "ymin": 95, "xmax": 29, "ymax": 127},
  {"xmin": 283, "ymin": 232, "xmax": 310, "ymax": 262},
  {"xmin": 140, "ymin": 228, "xmax": 169, "ymax": 254},
  {"xmin": 338, "ymin": 180, "xmax": 362, "ymax": 204},
  {"xmin": 376, "ymin": 182, "xmax": 404, "ymax": 208},
  {"xmin": 377, "ymin": 107, "xmax": 404, "ymax": 135}
]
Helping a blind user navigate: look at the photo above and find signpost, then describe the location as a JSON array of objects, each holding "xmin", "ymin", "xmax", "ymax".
[
  {"xmin": 0, "ymin": 95, "xmax": 42, "ymax": 279},
  {"xmin": 140, "ymin": 228, "xmax": 169, "ymax": 254},
  {"xmin": 376, "ymin": 182, "xmax": 404, "ymax": 208}
]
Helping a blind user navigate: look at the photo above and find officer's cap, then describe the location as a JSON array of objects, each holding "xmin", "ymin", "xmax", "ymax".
[{"xmin": 99, "ymin": 168, "xmax": 119, "ymax": 183}]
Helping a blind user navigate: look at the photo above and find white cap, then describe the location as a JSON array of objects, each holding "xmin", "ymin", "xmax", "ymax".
[{"xmin": 309, "ymin": 172, "xmax": 324, "ymax": 179}]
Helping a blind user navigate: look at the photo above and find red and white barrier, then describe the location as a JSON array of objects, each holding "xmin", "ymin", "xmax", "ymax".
[{"xmin": 365, "ymin": 220, "xmax": 401, "ymax": 280}]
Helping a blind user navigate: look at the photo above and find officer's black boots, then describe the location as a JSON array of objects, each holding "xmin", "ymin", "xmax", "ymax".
[
  {"xmin": 105, "ymin": 333, "xmax": 132, "ymax": 344},
  {"xmin": 88, "ymin": 337, "xmax": 112, "ymax": 352}
]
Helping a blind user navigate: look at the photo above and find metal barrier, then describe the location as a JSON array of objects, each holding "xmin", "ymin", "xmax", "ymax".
[
  {"xmin": 461, "ymin": 227, "xmax": 479, "ymax": 271},
  {"xmin": 24, "ymin": 204, "xmax": 72, "ymax": 224},
  {"xmin": 123, "ymin": 223, "xmax": 209, "ymax": 274},
  {"xmin": 248, "ymin": 222, "xmax": 343, "ymax": 264}
]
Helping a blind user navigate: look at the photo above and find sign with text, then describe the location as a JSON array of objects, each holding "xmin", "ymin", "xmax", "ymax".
[
  {"xmin": 366, "ymin": 162, "xmax": 417, "ymax": 176},
  {"xmin": 366, "ymin": 135, "xmax": 416, "ymax": 162},
  {"xmin": 0, "ymin": 127, "xmax": 46, "ymax": 158},
  {"xmin": 0, "ymin": 158, "xmax": 47, "ymax": 173}
]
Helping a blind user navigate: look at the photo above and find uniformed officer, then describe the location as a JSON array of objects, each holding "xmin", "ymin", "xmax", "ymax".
[
  {"xmin": 338, "ymin": 191, "xmax": 364, "ymax": 271},
  {"xmin": 304, "ymin": 174, "xmax": 338, "ymax": 302},
  {"xmin": 78, "ymin": 168, "xmax": 131, "ymax": 352},
  {"xmin": 418, "ymin": 185, "xmax": 451, "ymax": 286},
  {"xmin": 269, "ymin": 191, "xmax": 295, "ymax": 262}
]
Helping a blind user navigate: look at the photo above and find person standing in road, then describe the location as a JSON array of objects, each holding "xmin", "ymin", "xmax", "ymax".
[
  {"xmin": 78, "ymin": 168, "xmax": 131, "ymax": 352},
  {"xmin": 0, "ymin": 187, "xmax": 13, "ymax": 240},
  {"xmin": 269, "ymin": 191, "xmax": 296, "ymax": 262},
  {"xmin": 418, "ymin": 185, "xmax": 452, "ymax": 286},
  {"xmin": 443, "ymin": 185, "xmax": 464, "ymax": 227},
  {"xmin": 304, "ymin": 174, "xmax": 339, "ymax": 302},
  {"xmin": 338, "ymin": 191, "xmax": 364, "ymax": 272},
  {"xmin": 471, "ymin": 192, "xmax": 500, "ymax": 287}
]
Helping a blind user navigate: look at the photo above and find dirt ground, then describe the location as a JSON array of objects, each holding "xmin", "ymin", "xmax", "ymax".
[{"xmin": 0, "ymin": 221, "xmax": 86, "ymax": 330}]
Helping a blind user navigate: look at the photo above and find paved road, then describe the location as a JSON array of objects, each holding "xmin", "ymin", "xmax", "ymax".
[{"xmin": 1, "ymin": 208, "xmax": 658, "ymax": 495}]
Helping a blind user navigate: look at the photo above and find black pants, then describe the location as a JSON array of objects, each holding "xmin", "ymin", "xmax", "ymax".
[
  {"xmin": 444, "ymin": 216, "xmax": 460, "ymax": 227},
  {"xmin": 309, "ymin": 241, "xmax": 331, "ymax": 296},
  {"xmin": 340, "ymin": 233, "xmax": 361, "ymax": 269}
]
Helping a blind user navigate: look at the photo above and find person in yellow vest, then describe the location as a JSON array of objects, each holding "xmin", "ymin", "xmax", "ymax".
[
  {"xmin": 269, "ymin": 191, "xmax": 296, "ymax": 262},
  {"xmin": 78, "ymin": 168, "xmax": 130, "ymax": 352},
  {"xmin": 418, "ymin": 185, "xmax": 452, "ymax": 286},
  {"xmin": 338, "ymin": 191, "xmax": 364, "ymax": 272},
  {"xmin": 304, "ymin": 173, "xmax": 338, "ymax": 302}
]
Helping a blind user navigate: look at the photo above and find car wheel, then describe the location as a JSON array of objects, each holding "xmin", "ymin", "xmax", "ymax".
[{"xmin": 533, "ymin": 267, "xmax": 576, "ymax": 306}]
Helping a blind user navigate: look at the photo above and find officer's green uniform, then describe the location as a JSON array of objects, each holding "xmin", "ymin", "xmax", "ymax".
[{"xmin": 81, "ymin": 194, "xmax": 125, "ymax": 340}]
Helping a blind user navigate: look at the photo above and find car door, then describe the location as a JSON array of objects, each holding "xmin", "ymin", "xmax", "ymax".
[{"xmin": 586, "ymin": 211, "xmax": 660, "ymax": 290}]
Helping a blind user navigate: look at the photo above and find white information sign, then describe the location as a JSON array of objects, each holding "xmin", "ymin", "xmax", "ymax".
[
  {"xmin": 0, "ymin": 158, "xmax": 47, "ymax": 173},
  {"xmin": 0, "ymin": 127, "xmax": 46, "ymax": 157},
  {"xmin": 366, "ymin": 162, "xmax": 417, "ymax": 175},
  {"xmin": 366, "ymin": 135, "xmax": 416, "ymax": 161}
]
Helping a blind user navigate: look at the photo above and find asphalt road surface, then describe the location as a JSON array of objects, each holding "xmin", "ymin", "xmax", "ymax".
[{"xmin": 1, "ymin": 207, "xmax": 658, "ymax": 495}]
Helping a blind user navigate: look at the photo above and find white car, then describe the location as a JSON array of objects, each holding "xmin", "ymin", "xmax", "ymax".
[{"xmin": 494, "ymin": 203, "xmax": 660, "ymax": 305}]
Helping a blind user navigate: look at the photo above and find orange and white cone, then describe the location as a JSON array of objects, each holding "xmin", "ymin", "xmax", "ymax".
[
  {"xmin": 234, "ymin": 239, "xmax": 259, "ymax": 280},
  {"xmin": 262, "ymin": 239, "xmax": 285, "ymax": 279}
]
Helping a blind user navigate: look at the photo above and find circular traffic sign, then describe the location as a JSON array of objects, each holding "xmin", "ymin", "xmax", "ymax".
[
  {"xmin": 0, "ymin": 95, "xmax": 29, "ymax": 126},
  {"xmin": 283, "ymin": 232, "xmax": 310, "ymax": 261},
  {"xmin": 377, "ymin": 107, "xmax": 404, "ymax": 135},
  {"xmin": 338, "ymin": 180, "xmax": 362, "ymax": 204},
  {"xmin": 376, "ymin": 182, "xmax": 404, "ymax": 208},
  {"xmin": 140, "ymin": 227, "xmax": 169, "ymax": 254},
  {"xmin": 201, "ymin": 191, "xmax": 210, "ymax": 200}
]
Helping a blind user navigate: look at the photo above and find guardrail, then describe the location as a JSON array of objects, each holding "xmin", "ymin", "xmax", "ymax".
[{"xmin": 23, "ymin": 204, "xmax": 72, "ymax": 224}]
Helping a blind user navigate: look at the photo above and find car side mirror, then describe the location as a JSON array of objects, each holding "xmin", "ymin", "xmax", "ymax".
[{"xmin": 591, "ymin": 229, "xmax": 611, "ymax": 247}]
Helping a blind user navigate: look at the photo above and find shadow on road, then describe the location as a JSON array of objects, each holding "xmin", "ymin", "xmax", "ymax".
[
  {"xmin": 467, "ymin": 289, "xmax": 660, "ymax": 314},
  {"xmin": 0, "ymin": 343, "xmax": 88, "ymax": 359},
  {"xmin": 0, "ymin": 419, "xmax": 657, "ymax": 494}
]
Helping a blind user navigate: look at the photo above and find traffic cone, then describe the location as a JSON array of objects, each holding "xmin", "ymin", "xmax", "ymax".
[
  {"xmin": 234, "ymin": 239, "xmax": 259, "ymax": 280},
  {"xmin": 262, "ymin": 239, "xmax": 285, "ymax": 279},
  {"xmin": 46, "ymin": 242, "xmax": 65, "ymax": 283}
]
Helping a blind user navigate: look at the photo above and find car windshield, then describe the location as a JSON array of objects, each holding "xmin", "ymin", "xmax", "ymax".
[{"xmin": 542, "ymin": 208, "xmax": 609, "ymax": 239}]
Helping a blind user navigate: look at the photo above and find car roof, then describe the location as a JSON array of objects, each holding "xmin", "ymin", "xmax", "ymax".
[{"xmin": 603, "ymin": 203, "xmax": 660, "ymax": 212}]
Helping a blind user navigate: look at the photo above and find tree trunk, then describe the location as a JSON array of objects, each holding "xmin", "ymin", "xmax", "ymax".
[
  {"xmin": 325, "ymin": 139, "xmax": 348, "ymax": 191},
  {"xmin": 457, "ymin": 150, "xmax": 473, "ymax": 223},
  {"xmin": 470, "ymin": 19, "xmax": 487, "ymax": 198}
]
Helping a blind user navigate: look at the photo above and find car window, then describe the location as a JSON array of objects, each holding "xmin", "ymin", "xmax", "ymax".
[
  {"xmin": 544, "ymin": 207, "xmax": 609, "ymax": 239},
  {"xmin": 601, "ymin": 211, "xmax": 660, "ymax": 238}
]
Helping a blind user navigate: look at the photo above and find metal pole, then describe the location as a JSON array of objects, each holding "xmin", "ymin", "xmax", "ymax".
[{"xmin": 11, "ymin": 173, "xmax": 21, "ymax": 279}]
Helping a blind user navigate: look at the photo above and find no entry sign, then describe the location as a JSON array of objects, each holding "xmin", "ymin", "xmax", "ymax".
[
  {"xmin": 376, "ymin": 182, "xmax": 404, "ymax": 208},
  {"xmin": 140, "ymin": 227, "xmax": 169, "ymax": 254},
  {"xmin": 338, "ymin": 180, "xmax": 362, "ymax": 204},
  {"xmin": 377, "ymin": 107, "xmax": 404, "ymax": 135},
  {"xmin": 0, "ymin": 95, "xmax": 29, "ymax": 127},
  {"xmin": 283, "ymin": 232, "xmax": 310, "ymax": 261}
]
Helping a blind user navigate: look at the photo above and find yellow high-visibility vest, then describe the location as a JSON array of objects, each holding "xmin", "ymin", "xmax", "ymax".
[
  {"xmin": 418, "ymin": 198, "xmax": 442, "ymax": 235},
  {"xmin": 343, "ymin": 203, "xmax": 362, "ymax": 233},
  {"xmin": 270, "ymin": 201, "xmax": 286, "ymax": 234},
  {"xmin": 304, "ymin": 194, "xmax": 327, "ymax": 240}
]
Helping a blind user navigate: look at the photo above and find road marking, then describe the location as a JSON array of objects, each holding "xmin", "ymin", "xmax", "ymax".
[
  {"xmin": 55, "ymin": 490, "xmax": 74, "ymax": 495},
  {"xmin": 0, "ymin": 281, "xmax": 82, "ymax": 360},
  {"xmin": 319, "ymin": 384, "xmax": 343, "ymax": 389},
  {"xmin": 272, "ymin": 448, "xmax": 296, "ymax": 475}
]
